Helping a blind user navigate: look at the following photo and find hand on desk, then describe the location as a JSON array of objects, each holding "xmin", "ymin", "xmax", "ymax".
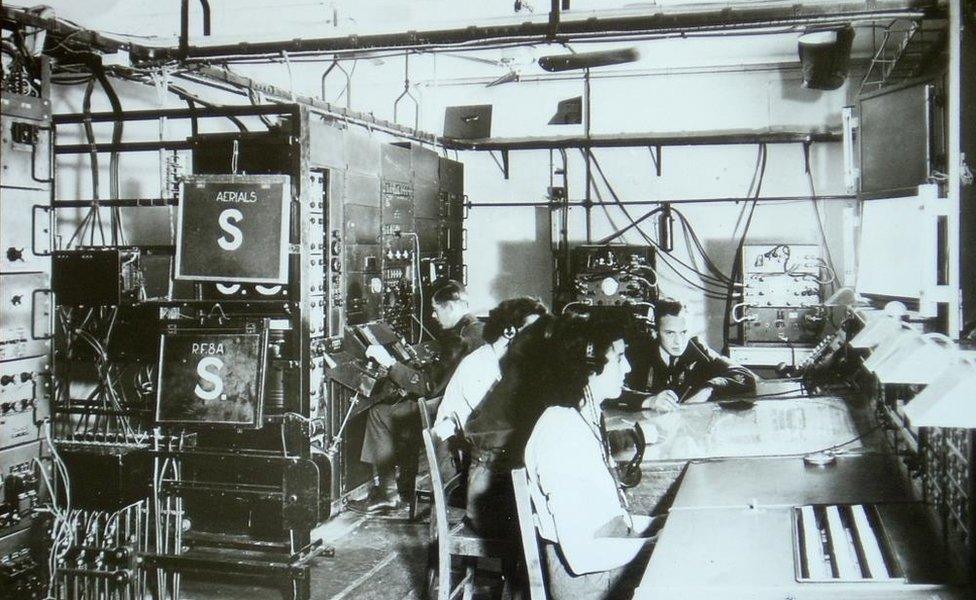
[
  {"xmin": 683, "ymin": 387, "xmax": 713, "ymax": 404},
  {"xmin": 365, "ymin": 344, "xmax": 396, "ymax": 368},
  {"xmin": 641, "ymin": 390, "xmax": 679, "ymax": 413}
]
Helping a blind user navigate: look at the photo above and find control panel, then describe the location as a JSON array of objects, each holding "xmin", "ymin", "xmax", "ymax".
[
  {"xmin": 739, "ymin": 244, "xmax": 826, "ymax": 345},
  {"xmin": 566, "ymin": 245, "xmax": 657, "ymax": 309},
  {"xmin": 1, "ymin": 83, "xmax": 52, "ymax": 589}
]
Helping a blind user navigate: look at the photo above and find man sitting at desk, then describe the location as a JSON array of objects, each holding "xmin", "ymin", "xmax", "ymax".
[
  {"xmin": 349, "ymin": 279, "xmax": 483, "ymax": 514},
  {"xmin": 627, "ymin": 297, "xmax": 757, "ymax": 409}
]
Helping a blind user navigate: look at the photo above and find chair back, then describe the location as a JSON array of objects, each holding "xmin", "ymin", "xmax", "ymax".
[
  {"xmin": 511, "ymin": 467, "xmax": 547, "ymax": 600},
  {"xmin": 418, "ymin": 396, "xmax": 435, "ymax": 430},
  {"xmin": 421, "ymin": 427, "xmax": 452, "ymax": 547}
]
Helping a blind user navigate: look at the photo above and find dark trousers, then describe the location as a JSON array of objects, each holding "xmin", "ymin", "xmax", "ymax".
[{"xmin": 360, "ymin": 398, "xmax": 440, "ymax": 494}]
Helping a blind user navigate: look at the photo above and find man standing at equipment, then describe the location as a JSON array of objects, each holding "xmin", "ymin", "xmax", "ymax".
[
  {"xmin": 349, "ymin": 279, "xmax": 483, "ymax": 514},
  {"xmin": 627, "ymin": 297, "xmax": 757, "ymax": 410}
]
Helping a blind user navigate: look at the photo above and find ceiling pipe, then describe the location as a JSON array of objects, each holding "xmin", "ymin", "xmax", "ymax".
[{"xmin": 2, "ymin": 2, "xmax": 944, "ymax": 62}]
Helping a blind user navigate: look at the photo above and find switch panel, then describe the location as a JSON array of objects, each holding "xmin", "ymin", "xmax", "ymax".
[{"xmin": 0, "ymin": 274, "xmax": 51, "ymax": 360}]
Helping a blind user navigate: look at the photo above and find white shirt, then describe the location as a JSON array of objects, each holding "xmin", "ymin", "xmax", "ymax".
[
  {"xmin": 432, "ymin": 343, "xmax": 501, "ymax": 439},
  {"xmin": 524, "ymin": 405, "xmax": 647, "ymax": 575}
]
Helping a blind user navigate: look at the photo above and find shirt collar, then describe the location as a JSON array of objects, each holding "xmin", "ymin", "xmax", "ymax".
[{"xmin": 659, "ymin": 345, "xmax": 678, "ymax": 366}]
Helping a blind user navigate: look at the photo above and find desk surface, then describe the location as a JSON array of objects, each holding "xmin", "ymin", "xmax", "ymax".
[
  {"xmin": 608, "ymin": 395, "xmax": 861, "ymax": 462},
  {"xmin": 671, "ymin": 453, "xmax": 913, "ymax": 509},
  {"xmin": 635, "ymin": 502, "xmax": 962, "ymax": 600}
]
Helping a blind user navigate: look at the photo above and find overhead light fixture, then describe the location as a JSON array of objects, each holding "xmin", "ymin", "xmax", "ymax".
[
  {"xmin": 798, "ymin": 25, "xmax": 855, "ymax": 90},
  {"xmin": 486, "ymin": 70, "xmax": 520, "ymax": 88},
  {"xmin": 903, "ymin": 356, "xmax": 976, "ymax": 428},
  {"xmin": 537, "ymin": 47, "xmax": 640, "ymax": 72}
]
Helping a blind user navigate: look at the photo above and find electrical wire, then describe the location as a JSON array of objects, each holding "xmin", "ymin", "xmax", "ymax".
[
  {"xmin": 805, "ymin": 158, "xmax": 838, "ymax": 292},
  {"xmin": 588, "ymin": 150, "xmax": 733, "ymax": 294},
  {"xmin": 722, "ymin": 144, "xmax": 767, "ymax": 350}
]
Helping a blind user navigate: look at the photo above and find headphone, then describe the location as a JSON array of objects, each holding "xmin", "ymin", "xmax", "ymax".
[{"xmin": 615, "ymin": 422, "xmax": 645, "ymax": 488}]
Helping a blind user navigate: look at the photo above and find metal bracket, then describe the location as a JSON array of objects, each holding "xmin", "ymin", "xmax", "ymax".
[
  {"xmin": 31, "ymin": 205, "xmax": 53, "ymax": 256},
  {"xmin": 393, "ymin": 53, "xmax": 419, "ymax": 130},
  {"xmin": 489, "ymin": 150, "xmax": 510, "ymax": 179},
  {"xmin": 648, "ymin": 145, "xmax": 662, "ymax": 176}
]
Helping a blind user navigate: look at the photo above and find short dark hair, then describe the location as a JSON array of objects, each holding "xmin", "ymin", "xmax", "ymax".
[
  {"xmin": 654, "ymin": 297, "xmax": 685, "ymax": 326},
  {"xmin": 431, "ymin": 279, "xmax": 466, "ymax": 305},
  {"xmin": 483, "ymin": 297, "xmax": 549, "ymax": 344}
]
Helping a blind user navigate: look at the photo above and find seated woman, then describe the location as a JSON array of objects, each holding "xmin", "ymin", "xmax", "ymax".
[
  {"xmin": 430, "ymin": 296, "xmax": 547, "ymax": 441},
  {"xmin": 463, "ymin": 312, "xmax": 557, "ymax": 537},
  {"xmin": 523, "ymin": 313, "xmax": 660, "ymax": 600}
]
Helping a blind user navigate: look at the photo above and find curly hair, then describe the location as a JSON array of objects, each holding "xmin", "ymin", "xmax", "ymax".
[
  {"xmin": 470, "ymin": 311, "xmax": 629, "ymax": 457},
  {"xmin": 542, "ymin": 311, "xmax": 630, "ymax": 409},
  {"xmin": 482, "ymin": 297, "xmax": 549, "ymax": 344}
]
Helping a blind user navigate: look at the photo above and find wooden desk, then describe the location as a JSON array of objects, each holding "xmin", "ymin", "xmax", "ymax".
[
  {"xmin": 609, "ymin": 394, "xmax": 866, "ymax": 514},
  {"xmin": 671, "ymin": 453, "xmax": 912, "ymax": 509},
  {"xmin": 635, "ymin": 501, "xmax": 963, "ymax": 599}
]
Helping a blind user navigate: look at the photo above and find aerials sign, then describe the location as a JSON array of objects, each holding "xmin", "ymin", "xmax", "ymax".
[{"xmin": 175, "ymin": 174, "xmax": 290, "ymax": 283}]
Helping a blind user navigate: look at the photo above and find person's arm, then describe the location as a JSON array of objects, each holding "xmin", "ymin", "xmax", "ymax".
[
  {"xmin": 692, "ymin": 338, "xmax": 757, "ymax": 396},
  {"xmin": 387, "ymin": 361, "xmax": 430, "ymax": 396},
  {"xmin": 431, "ymin": 368, "xmax": 466, "ymax": 439},
  {"xmin": 380, "ymin": 323, "xmax": 479, "ymax": 397},
  {"xmin": 532, "ymin": 418, "xmax": 650, "ymax": 574}
]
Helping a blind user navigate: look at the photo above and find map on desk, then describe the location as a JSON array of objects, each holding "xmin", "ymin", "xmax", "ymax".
[{"xmin": 625, "ymin": 397, "xmax": 860, "ymax": 461}]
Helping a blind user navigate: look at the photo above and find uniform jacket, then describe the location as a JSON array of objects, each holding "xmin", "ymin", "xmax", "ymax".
[
  {"xmin": 388, "ymin": 313, "xmax": 485, "ymax": 398},
  {"xmin": 625, "ymin": 336, "xmax": 756, "ymax": 402}
]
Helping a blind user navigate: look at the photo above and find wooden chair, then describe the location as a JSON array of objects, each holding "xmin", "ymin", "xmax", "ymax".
[
  {"xmin": 422, "ymin": 425, "xmax": 512, "ymax": 600},
  {"xmin": 411, "ymin": 397, "xmax": 438, "ymax": 521},
  {"xmin": 414, "ymin": 397, "xmax": 467, "ymax": 521},
  {"xmin": 510, "ymin": 467, "xmax": 547, "ymax": 600}
]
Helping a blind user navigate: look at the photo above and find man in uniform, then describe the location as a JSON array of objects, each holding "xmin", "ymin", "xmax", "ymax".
[
  {"xmin": 626, "ymin": 297, "xmax": 757, "ymax": 410},
  {"xmin": 349, "ymin": 279, "xmax": 483, "ymax": 514}
]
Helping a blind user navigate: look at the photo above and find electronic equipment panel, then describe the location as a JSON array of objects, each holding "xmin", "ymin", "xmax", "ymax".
[
  {"xmin": 0, "ymin": 79, "xmax": 51, "ymax": 600},
  {"xmin": 27, "ymin": 101, "xmax": 466, "ymax": 600},
  {"xmin": 566, "ymin": 245, "xmax": 657, "ymax": 310},
  {"xmin": 739, "ymin": 243, "xmax": 826, "ymax": 345}
]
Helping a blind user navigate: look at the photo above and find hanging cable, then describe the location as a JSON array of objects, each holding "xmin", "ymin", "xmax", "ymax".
[
  {"xmin": 723, "ymin": 144, "xmax": 767, "ymax": 350},
  {"xmin": 91, "ymin": 62, "xmax": 125, "ymax": 245},
  {"xmin": 805, "ymin": 156, "xmax": 838, "ymax": 292},
  {"xmin": 589, "ymin": 151, "xmax": 731, "ymax": 292}
]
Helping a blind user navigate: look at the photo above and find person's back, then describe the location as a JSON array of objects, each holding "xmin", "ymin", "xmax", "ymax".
[{"xmin": 464, "ymin": 314, "xmax": 556, "ymax": 537}]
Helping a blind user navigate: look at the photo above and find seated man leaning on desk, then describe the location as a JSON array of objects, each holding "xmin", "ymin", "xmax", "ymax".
[{"xmin": 625, "ymin": 297, "xmax": 757, "ymax": 409}]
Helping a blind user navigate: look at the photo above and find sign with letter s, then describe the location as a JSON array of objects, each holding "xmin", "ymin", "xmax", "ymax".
[
  {"xmin": 175, "ymin": 174, "xmax": 290, "ymax": 283},
  {"xmin": 156, "ymin": 326, "xmax": 269, "ymax": 428}
]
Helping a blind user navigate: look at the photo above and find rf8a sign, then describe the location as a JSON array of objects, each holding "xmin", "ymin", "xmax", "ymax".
[
  {"xmin": 156, "ymin": 326, "xmax": 269, "ymax": 428},
  {"xmin": 175, "ymin": 175, "xmax": 290, "ymax": 283}
]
